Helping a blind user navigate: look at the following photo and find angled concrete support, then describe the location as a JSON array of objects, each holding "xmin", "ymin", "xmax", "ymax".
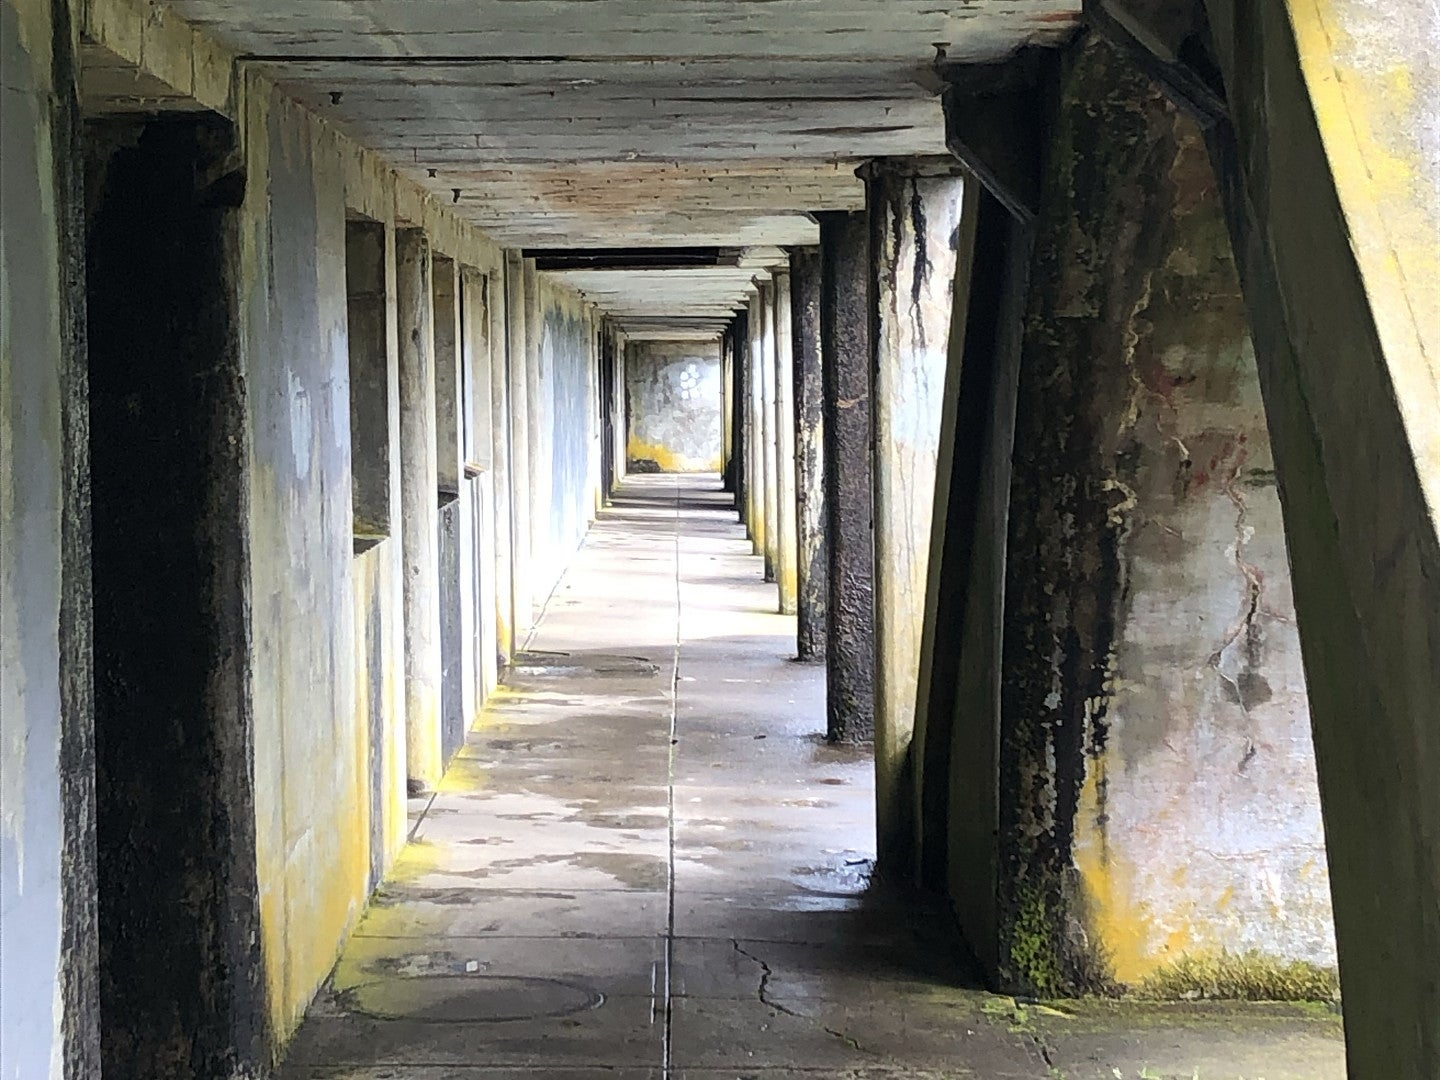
[
  {"xmin": 864, "ymin": 159, "xmax": 971, "ymax": 867},
  {"xmin": 1199, "ymin": 3, "xmax": 1440, "ymax": 1073},
  {"xmin": 817, "ymin": 211, "xmax": 874, "ymax": 744},
  {"xmin": 504, "ymin": 251, "xmax": 533, "ymax": 635},
  {"xmin": 397, "ymin": 228, "xmax": 443, "ymax": 791},
  {"xmin": 790, "ymin": 247, "xmax": 827, "ymax": 662},
  {"xmin": 523, "ymin": 257, "xmax": 549, "ymax": 593},
  {"xmin": 774, "ymin": 270, "xmax": 799, "ymax": 614}
]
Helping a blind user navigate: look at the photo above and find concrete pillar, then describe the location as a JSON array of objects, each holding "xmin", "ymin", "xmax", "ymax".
[
  {"xmin": 746, "ymin": 293, "xmax": 766, "ymax": 555},
  {"xmin": 462, "ymin": 266, "xmax": 499, "ymax": 701},
  {"xmin": 773, "ymin": 268, "xmax": 799, "ymax": 616},
  {"xmin": 396, "ymin": 228, "xmax": 443, "ymax": 791},
  {"xmin": 721, "ymin": 331, "xmax": 735, "ymax": 491},
  {"xmin": 864, "ymin": 160, "xmax": 969, "ymax": 865},
  {"xmin": 487, "ymin": 265, "xmax": 516, "ymax": 665},
  {"xmin": 817, "ymin": 211, "xmax": 874, "ymax": 743},
  {"xmin": 504, "ymin": 251, "xmax": 533, "ymax": 635},
  {"xmin": 759, "ymin": 279, "xmax": 780, "ymax": 582},
  {"xmin": 523, "ymin": 258, "xmax": 549, "ymax": 593},
  {"xmin": 790, "ymin": 247, "xmax": 827, "ymax": 661}
]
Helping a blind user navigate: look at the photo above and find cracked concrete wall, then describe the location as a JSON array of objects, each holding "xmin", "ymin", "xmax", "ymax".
[
  {"xmin": 625, "ymin": 340, "xmax": 723, "ymax": 474},
  {"xmin": 996, "ymin": 37, "xmax": 1332, "ymax": 995}
]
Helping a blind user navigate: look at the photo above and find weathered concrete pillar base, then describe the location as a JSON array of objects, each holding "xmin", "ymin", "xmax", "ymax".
[
  {"xmin": 398, "ymin": 228, "xmax": 444, "ymax": 791},
  {"xmin": 790, "ymin": 248, "xmax": 827, "ymax": 662},
  {"xmin": 864, "ymin": 159, "xmax": 970, "ymax": 867},
  {"xmin": 817, "ymin": 211, "xmax": 874, "ymax": 743}
]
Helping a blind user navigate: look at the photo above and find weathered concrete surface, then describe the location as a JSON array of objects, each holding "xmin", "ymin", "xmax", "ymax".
[
  {"xmin": 624, "ymin": 340, "xmax": 723, "ymax": 473},
  {"xmin": 759, "ymin": 279, "xmax": 780, "ymax": 584},
  {"xmin": 773, "ymin": 268, "xmax": 800, "ymax": 617},
  {"xmin": 745, "ymin": 292, "xmax": 766, "ymax": 557},
  {"xmin": 994, "ymin": 38, "xmax": 1332, "ymax": 997},
  {"xmin": 504, "ymin": 251, "xmax": 534, "ymax": 634},
  {"xmin": 1, "ymin": 1, "xmax": 100, "ymax": 1075},
  {"xmin": 818, "ymin": 211, "xmax": 875, "ymax": 744},
  {"xmin": 523, "ymin": 257, "xmax": 551, "ymax": 602},
  {"xmin": 789, "ymin": 248, "xmax": 827, "ymax": 662},
  {"xmin": 487, "ymin": 266, "xmax": 517, "ymax": 664},
  {"xmin": 241, "ymin": 78, "xmax": 368, "ymax": 1047},
  {"xmin": 1201, "ymin": 3, "xmax": 1440, "ymax": 1074},
  {"xmin": 86, "ymin": 113, "xmax": 267, "ymax": 1079},
  {"xmin": 275, "ymin": 477, "xmax": 1343, "ymax": 1080},
  {"xmin": 865, "ymin": 160, "xmax": 968, "ymax": 867},
  {"xmin": 461, "ymin": 267, "xmax": 500, "ymax": 700},
  {"xmin": 397, "ymin": 228, "xmax": 444, "ymax": 792}
]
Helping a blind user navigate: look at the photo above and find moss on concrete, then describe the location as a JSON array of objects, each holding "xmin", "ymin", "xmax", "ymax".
[{"xmin": 1135, "ymin": 951, "xmax": 1339, "ymax": 1003}]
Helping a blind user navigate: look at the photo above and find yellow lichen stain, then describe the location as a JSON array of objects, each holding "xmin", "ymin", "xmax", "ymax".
[
  {"xmin": 1073, "ymin": 763, "xmax": 1193, "ymax": 985},
  {"xmin": 626, "ymin": 436, "xmax": 721, "ymax": 474}
]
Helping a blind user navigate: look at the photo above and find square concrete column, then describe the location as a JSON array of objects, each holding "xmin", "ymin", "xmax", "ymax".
[
  {"xmin": 759, "ymin": 278, "xmax": 780, "ymax": 582},
  {"xmin": 487, "ymin": 265, "xmax": 516, "ymax": 665},
  {"xmin": 773, "ymin": 267, "xmax": 800, "ymax": 616},
  {"xmin": 396, "ymin": 227, "xmax": 443, "ymax": 791},
  {"xmin": 817, "ymin": 211, "xmax": 874, "ymax": 743},
  {"xmin": 789, "ymin": 247, "xmax": 827, "ymax": 661},
  {"xmin": 461, "ymin": 266, "xmax": 500, "ymax": 700},
  {"xmin": 746, "ymin": 291, "xmax": 766, "ymax": 555},
  {"xmin": 504, "ymin": 251, "xmax": 533, "ymax": 634},
  {"xmin": 523, "ymin": 257, "xmax": 549, "ymax": 590},
  {"xmin": 863, "ymin": 159, "xmax": 970, "ymax": 864}
]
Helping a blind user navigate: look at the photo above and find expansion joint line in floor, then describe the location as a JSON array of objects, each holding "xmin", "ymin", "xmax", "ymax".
[{"xmin": 661, "ymin": 474, "xmax": 682, "ymax": 1078}]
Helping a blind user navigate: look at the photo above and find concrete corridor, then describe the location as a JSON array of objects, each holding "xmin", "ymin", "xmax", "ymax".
[{"xmin": 277, "ymin": 476, "xmax": 1343, "ymax": 1080}]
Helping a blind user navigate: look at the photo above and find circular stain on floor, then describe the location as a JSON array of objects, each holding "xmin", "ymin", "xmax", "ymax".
[{"xmin": 346, "ymin": 974, "xmax": 604, "ymax": 1023}]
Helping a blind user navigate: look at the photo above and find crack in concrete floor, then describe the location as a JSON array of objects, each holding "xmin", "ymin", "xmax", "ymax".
[{"xmin": 277, "ymin": 474, "xmax": 1346, "ymax": 1080}]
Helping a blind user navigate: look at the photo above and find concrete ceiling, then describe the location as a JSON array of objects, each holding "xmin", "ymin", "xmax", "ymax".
[{"xmin": 166, "ymin": 0, "xmax": 1082, "ymax": 335}]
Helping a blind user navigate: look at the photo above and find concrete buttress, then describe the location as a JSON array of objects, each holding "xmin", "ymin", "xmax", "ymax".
[
  {"xmin": 759, "ymin": 279, "xmax": 780, "ymax": 583},
  {"xmin": 864, "ymin": 160, "xmax": 969, "ymax": 866},
  {"xmin": 505, "ymin": 251, "xmax": 533, "ymax": 634}
]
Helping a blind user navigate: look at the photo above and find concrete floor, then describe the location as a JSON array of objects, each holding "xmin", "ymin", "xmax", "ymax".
[{"xmin": 279, "ymin": 475, "xmax": 1345, "ymax": 1080}]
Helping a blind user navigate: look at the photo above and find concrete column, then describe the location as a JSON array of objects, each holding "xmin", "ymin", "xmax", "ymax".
[
  {"xmin": 396, "ymin": 228, "xmax": 443, "ymax": 791},
  {"xmin": 721, "ymin": 331, "xmax": 735, "ymax": 491},
  {"xmin": 817, "ymin": 211, "xmax": 874, "ymax": 743},
  {"xmin": 504, "ymin": 251, "xmax": 533, "ymax": 635},
  {"xmin": 462, "ymin": 266, "xmax": 499, "ymax": 701},
  {"xmin": 773, "ymin": 268, "xmax": 799, "ymax": 616},
  {"xmin": 487, "ymin": 265, "xmax": 516, "ymax": 665},
  {"xmin": 523, "ymin": 258, "xmax": 549, "ymax": 592},
  {"xmin": 790, "ymin": 247, "xmax": 827, "ymax": 661},
  {"xmin": 759, "ymin": 279, "xmax": 779, "ymax": 582},
  {"xmin": 864, "ymin": 160, "xmax": 969, "ymax": 864},
  {"xmin": 746, "ymin": 293, "xmax": 765, "ymax": 555}
]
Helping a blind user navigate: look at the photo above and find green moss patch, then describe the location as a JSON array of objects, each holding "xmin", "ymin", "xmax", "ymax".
[{"xmin": 1136, "ymin": 952, "xmax": 1340, "ymax": 1003}]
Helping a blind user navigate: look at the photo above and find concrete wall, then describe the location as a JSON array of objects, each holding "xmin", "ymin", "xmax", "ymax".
[
  {"xmin": 1, "ymin": 1, "xmax": 99, "ymax": 1075},
  {"xmin": 625, "ymin": 340, "xmax": 723, "ymax": 473},
  {"xmin": 991, "ymin": 37, "xmax": 1333, "ymax": 994}
]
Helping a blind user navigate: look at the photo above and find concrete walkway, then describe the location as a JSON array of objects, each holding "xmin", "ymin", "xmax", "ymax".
[{"xmin": 280, "ymin": 475, "xmax": 1345, "ymax": 1080}]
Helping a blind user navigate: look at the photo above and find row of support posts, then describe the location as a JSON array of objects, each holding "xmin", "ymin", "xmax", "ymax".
[{"xmin": 732, "ymin": 160, "xmax": 963, "ymax": 864}]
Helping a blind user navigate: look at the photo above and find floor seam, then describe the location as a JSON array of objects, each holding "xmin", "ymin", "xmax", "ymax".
[{"xmin": 662, "ymin": 474, "xmax": 682, "ymax": 1078}]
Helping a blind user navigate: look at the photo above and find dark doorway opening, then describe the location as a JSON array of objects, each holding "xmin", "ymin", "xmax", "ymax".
[{"xmin": 85, "ymin": 112, "xmax": 264, "ymax": 1077}]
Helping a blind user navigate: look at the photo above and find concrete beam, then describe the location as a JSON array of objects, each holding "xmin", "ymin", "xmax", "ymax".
[
  {"xmin": 397, "ymin": 227, "xmax": 444, "ymax": 791},
  {"xmin": 817, "ymin": 211, "xmax": 874, "ymax": 744},
  {"xmin": 863, "ymin": 158, "xmax": 970, "ymax": 867}
]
